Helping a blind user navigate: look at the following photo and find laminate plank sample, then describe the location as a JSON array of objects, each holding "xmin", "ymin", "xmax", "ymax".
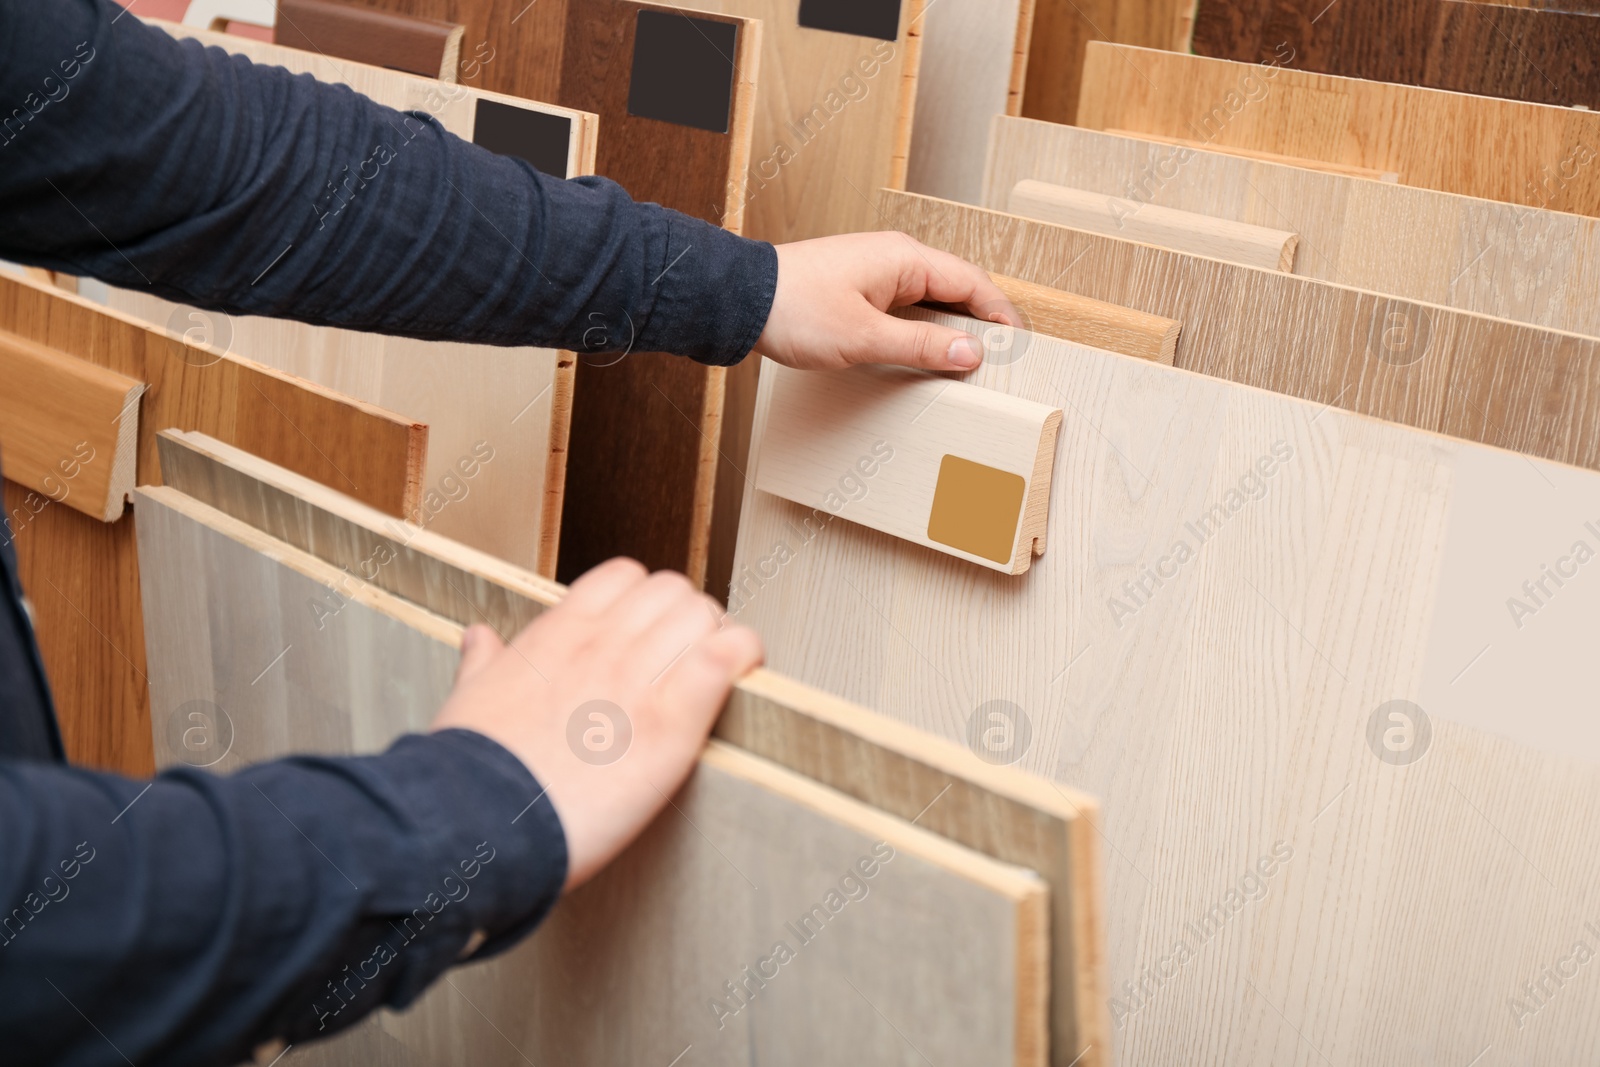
[
  {"xmin": 1075, "ymin": 42, "xmax": 1600, "ymax": 218},
  {"xmin": 732, "ymin": 307, "xmax": 1600, "ymax": 1067},
  {"xmin": 275, "ymin": 0, "xmax": 466, "ymax": 79},
  {"xmin": 1192, "ymin": 0, "xmax": 1600, "ymax": 109},
  {"xmin": 1009, "ymin": 180, "xmax": 1299, "ymax": 272},
  {"xmin": 878, "ymin": 190, "xmax": 1600, "ymax": 477},
  {"xmin": 0, "ymin": 332, "xmax": 143, "ymax": 521},
  {"xmin": 154, "ymin": 426, "xmax": 1111, "ymax": 1064},
  {"xmin": 126, "ymin": 21, "xmax": 595, "ymax": 574},
  {"xmin": 906, "ymin": 0, "xmax": 1032, "ymax": 204},
  {"xmin": 0, "ymin": 273, "xmax": 422, "ymax": 774},
  {"xmin": 1019, "ymin": 0, "xmax": 1194, "ymax": 126},
  {"xmin": 1102, "ymin": 127, "xmax": 1402, "ymax": 182},
  {"xmin": 135, "ymin": 483, "xmax": 1052, "ymax": 1067},
  {"xmin": 985, "ymin": 117, "xmax": 1600, "ymax": 338}
]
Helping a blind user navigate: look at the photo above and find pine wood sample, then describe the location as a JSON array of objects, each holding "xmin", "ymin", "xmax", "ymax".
[
  {"xmin": 0, "ymin": 273, "xmax": 422, "ymax": 775},
  {"xmin": 134, "ymin": 481, "xmax": 1056, "ymax": 1067},
  {"xmin": 274, "ymin": 0, "xmax": 466, "ymax": 80},
  {"xmin": 732, "ymin": 307, "xmax": 1600, "ymax": 1066},
  {"xmin": 989, "ymin": 274, "xmax": 1181, "ymax": 365},
  {"xmin": 0, "ymin": 332, "xmax": 144, "ymax": 522},
  {"xmin": 154, "ymin": 426, "xmax": 1111, "ymax": 1065},
  {"xmin": 1076, "ymin": 42, "xmax": 1600, "ymax": 218},
  {"xmin": 878, "ymin": 190, "xmax": 1600, "ymax": 476},
  {"xmin": 1020, "ymin": 0, "xmax": 1194, "ymax": 125},
  {"xmin": 127, "ymin": 21, "xmax": 596, "ymax": 574},
  {"xmin": 1192, "ymin": 0, "xmax": 1600, "ymax": 109},
  {"xmin": 906, "ymin": 0, "xmax": 1033, "ymax": 204},
  {"xmin": 985, "ymin": 117, "xmax": 1600, "ymax": 338},
  {"xmin": 755, "ymin": 363, "xmax": 1062, "ymax": 573},
  {"xmin": 1009, "ymin": 180, "xmax": 1299, "ymax": 272}
]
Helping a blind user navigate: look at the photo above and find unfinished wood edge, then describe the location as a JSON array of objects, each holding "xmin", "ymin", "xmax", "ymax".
[
  {"xmin": 1006, "ymin": 0, "xmax": 1038, "ymax": 118},
  {"xmin": 154, "ymin": 430, "xmax": 567, "ymax": 608},
  {"xmin": 702, "ymin": 740, "xmax": 1049, "ymax": 905},
  {"xmin": 717, "ymin": 13, "xmax": 761, "ymax": 237},
  {"xmin": 1016, "ymin": 409, "xmax": 1061, "ymax": 568},
  {"xmin": 436, "ymin": 22, "xmax": 464, "ymax": 82},
  {"xmin": 105, "ymin": 382, "xmax": 146, "ymax": 521},
  {"xmin": 1067, "ymin": 802, "xmax": 1111, "ymax": 1067},
  {"xmin": 1015, "ymin": 879, "xmax": 1052, "ymax": 1067},
  {"xmin": 538, "ymin": 352, "xmax": 576, "ymax": 580},
  {"xmin": 135, "ymin": 484, "xmax": 466, "ymax": 647},
  {"xmin": 573, "ymin": 112, "xmax": 600, "ymax": 179},
  {"xmin": 889, "ymin": 0, "xmax": 928, "ymax": 191},
  {"xmin": 1100, "ymin": 127, "xmax": 1401, "ymax": 183},
  {"xmin": 683, "ymin": 365, "xmax": 726, "ymax": 590},
  {"xmin": 1154, "ymin": 318, "xmax": 1180, "ymax": 365},
  {"xmin": 1279, "ymin": 232, "xmax": 1299, "ymax": 273}
]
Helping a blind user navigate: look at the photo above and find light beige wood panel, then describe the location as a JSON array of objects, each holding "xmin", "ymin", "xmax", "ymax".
[
  {"xmin": 1010, "ymin": 179, "xmax": 1298, "ymax": 272},
  {"xmin": 732, "ymin": 307, "xmax": 1600, "ymax": 1067},
  {"xmin": 114, "ymin": 21, "xmax": 599, "ymax": 574},
  {"xmin": 1105, "ymin": 127, "xmax": 1402, "ymax": 182},
  {"xmin": 878, "ymin": 190, "xmax": 1600, "ymax": 476},
  {"xmin": 1076, "ymin": 42, "xmax": 1600, "ymax": 218},
  {"xmin": 0, "ymin": 331, "xmax": 143, "ymax": 521},
  {"xmin": 985, "ymin": 117, "xmax": 1600, "ymax": 338},
  {"xmin": 135, "ymin": 484, "xmax": 1050, "ymax": 1067},
  {"xmin": 689, "ymin": 0, "xmax": 923, "ymax": 243},
  {"xmin": 154, "ymin": 427, "xmax": 1110, "ymax": 1066},
  {"xmin": 906, "ymin": 0, "xmax": 1033, "ymax": 203},
  {"xmin": 756, "ymin": 363, "xmax": 1062, "ymax": 573}
]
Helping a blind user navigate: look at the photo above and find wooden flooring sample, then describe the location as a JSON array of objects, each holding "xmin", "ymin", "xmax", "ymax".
[
  {"xmin": 991, "ymin": 274, "xmax": 1180, "ymax": 365},
  {"xmin": 732, "ymin": 307, "xmax": 1600, "ymax": 1067},
  {"xmin": 0, "ymin": 331, "xmax": 143, "ymax": 521},
  {"xmin": 906, "ymin": 0, "xmax": 1031, "ymax": 204},
  {"xmin": 274, "ymin": 0, "xmax": 466, "ymax": 80},
  {"xmin": 126, "ymin": 21, "xmax": 596, "ymax": 574},
  {"xmin": 1009, "ymin": 179, "xmax": 1299, "ymax": 272},
  {"xmin": 878, "ymin": 190, "xmax": 1600, "ymax": 477},
  {"xmin": 985, "ymin": 117, "xmax": 1600, "ymax": 339},
  {"xmin": 135, "ymin": 483, "xmax": 1052, "ymax": 1067},
  {"xmin": 1019, "ymin": 0, "xmax": 1193, "ymax": 125},
  {"xmin": 0, "ymin": 272, "xmax": 422, "ymax": 775},
  {"xmin": 1193, "ymin": 0, "xmax": 1600, "ymax": 109},
  {"xmin": 155, "ymin": 426, "xmax": 1111, "ymax": 1064},
  {"xmin": 755, "ymin": 363, "xmax": 1062, "ymax": 574},
  {"xmin": 1075, "ymin": 42, "xmax": 1600, "ymax": 218}
]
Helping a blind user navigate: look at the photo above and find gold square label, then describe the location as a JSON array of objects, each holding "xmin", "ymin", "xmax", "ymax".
[{"xmin": 926, "ymin": 455, "xmax": 1026, "ymax": 564}]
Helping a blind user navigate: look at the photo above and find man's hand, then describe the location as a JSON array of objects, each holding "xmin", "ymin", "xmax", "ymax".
[
  {"xmin": 429, "ymin": 559, "xmax": 763, "ymax": 891},
  {"xmin": 755, "ymin": 231, "xmax": 1020, "ymax": 372}
]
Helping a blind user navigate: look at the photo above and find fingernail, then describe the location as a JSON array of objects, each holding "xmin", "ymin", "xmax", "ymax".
[{"xmin": 948, "ymin": 336, "xmax": 982, "ymax": 370}]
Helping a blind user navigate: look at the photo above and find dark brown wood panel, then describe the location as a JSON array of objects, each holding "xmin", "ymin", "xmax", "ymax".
[
  {"xmin": 274, "ymin": 0, "xmax": 465, "ymax": 78},
  {"xmin": 363, "ymin": 0, "xmax": 568, "ymax": 98},
  {"xmin": 1193, "ymin": 0, "xmax": 1600, "ymax": 108}
]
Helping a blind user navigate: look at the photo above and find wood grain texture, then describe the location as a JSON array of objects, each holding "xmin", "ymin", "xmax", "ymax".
[
  {"xmin": 1103, "ymin": 128, "xmax": 1402, "ymax": 182},
  {"xmin": 131, "ymin": 21, "xmax": 594, "ymax": 573},
  {"xmin": 0, "ymin": 332, "xmax": 143, "ymax": 522},
  {"xmin": 275, "ymin": 0, "xmax": 465, "ymax": 79},
  {"xmin": 135, "ymin": 481, "xmax": 1053, "ymax": 1067},
  {"xmin": 732, "ymin": 307, "xmax": 1600, "ymax": 1067},
  {"xmin": 362, "ymin": 0, "xmax": 568, "ymax": 101},
  {"xmin": 990, "ymin": 274, "xmax": 1181, "ymax": 365},
  {"xmin": 906, "ymin": 0, "xmax": 1032, "ymax": 203},
  {"xmin": 0, "ymin": 273, "xmax": 421, "ymax": 774},
  {"xmin": 1019, "ymin": 0, "xmax": 1194, "ymax": 125},
  {"xmin": 986, "ymin": 117, "xmax": 1600, "ymax": 338},
  {"xmin": 756, "ymin": 363, "xmax": 1062, "ymax": 574},
  {"xmin": 1076, "ymin": 42, "xmax": 1600, "ymax": 217},
  {"xmin": 1192, "ymin": 0, "xmax": 1600, "ymax": 109},
  {"xmin": 878, "ymin": 190, "xmax": 1600, "ymax": 476},
  {"xmin": 1010, "ymin": 179, "xmax": 1299, "ymax": 272}
]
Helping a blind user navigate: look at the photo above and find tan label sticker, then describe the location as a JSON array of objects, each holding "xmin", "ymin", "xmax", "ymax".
[{"xmin": 926, "ymin": 455, "xmax": 1025, "ymax": 564}]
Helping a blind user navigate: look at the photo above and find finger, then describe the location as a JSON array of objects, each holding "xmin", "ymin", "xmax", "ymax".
[
  {"xmin": 857, "ymin": 312, "xmax": 985, "ymax": 371},
  {"xmin": 891, "ymin": 238, "xmax": 1019, "ymax": 326},
  {"xmin": 560, "ymin": 557, "xmax": 649, "ymax": 618},
  {"xmin": 632, "ymin": 593, "xmax": 726, "ymax": 683},
  {"xmin": 599, "ymin": 570, "xmax": 705, "ymax": 645},
  {"xmin": 453, "ymin": 624, "xmax": 504, "ymax": 686},
  {"xmin": 653, "ymin": 625, "xmax": 766, "ymax": 741}
]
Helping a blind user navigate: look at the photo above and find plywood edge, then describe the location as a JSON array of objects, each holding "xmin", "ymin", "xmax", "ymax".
[
  {"xmin": 1007, "ymin": 0, "xmax": 1038, "ymax": 117},
  {"xmin": 891, "ymin": 0, "xmax": 929, "ymax": 190},
  {"xmin": 720, "ymin": 10, "xmax": 762, "ymax": 237},
  {"xmin": 538, "ymin": 352, "xmax": 577, "ymax": 580},
  {"xmin": 990, "ymin": 272, "xmax": 1181, "ymax": 365},
  {"xmin": 135, "ymin": 484, "xmax": 465, "ymax": 646}
]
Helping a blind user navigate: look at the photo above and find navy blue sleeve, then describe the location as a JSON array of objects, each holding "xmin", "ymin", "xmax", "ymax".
[
  {"xmin": 0, "ymin": 729, "xmax": 567, "ymax": 1066},
  {"xmin": 0, "ymin": 0, "xmax": 778, "ymax": 365}
]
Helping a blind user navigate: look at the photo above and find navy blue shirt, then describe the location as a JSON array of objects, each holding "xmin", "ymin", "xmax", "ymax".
[{"xmin": 0, "ymin": 0, "xmax": 778, "ymax": 1063}]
